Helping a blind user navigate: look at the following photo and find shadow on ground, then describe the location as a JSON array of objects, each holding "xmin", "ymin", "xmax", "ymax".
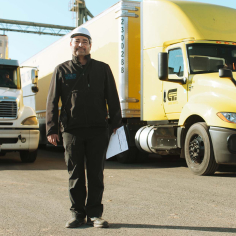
[
  {"xmin": 109, "ymin": 223, "xmax": 236, "ymax": 233},
  {"xmin": 63, "ymin": 223, "xmax": 236, "ymax": 233}
]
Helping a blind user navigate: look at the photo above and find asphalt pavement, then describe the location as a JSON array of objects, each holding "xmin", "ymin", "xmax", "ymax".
[{"xmin": 0, "ymin": 147, "xmax": 236, "ymax": 236}]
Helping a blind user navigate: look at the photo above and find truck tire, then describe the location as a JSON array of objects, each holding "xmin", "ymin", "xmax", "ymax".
[
  {"xmin": 20, "ymin": 150, "xmax": 38, "ymax": 163},
  {"xmin": 184, "ymin": 122, "xmax": 218, "ymax": 176}
]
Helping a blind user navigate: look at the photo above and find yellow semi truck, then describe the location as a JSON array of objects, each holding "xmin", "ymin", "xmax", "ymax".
[{"xmin": 21, "ymin": 0, "xmax": 236, "ymax": 175}]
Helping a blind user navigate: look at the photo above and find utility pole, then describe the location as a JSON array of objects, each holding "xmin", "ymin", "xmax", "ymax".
[{"xmin": 69, "ymin": 0, "xmax": 93, "ymax": 27}]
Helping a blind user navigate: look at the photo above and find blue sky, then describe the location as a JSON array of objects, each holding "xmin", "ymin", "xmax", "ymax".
[{"xmin": 0, "ymin": 0, "xmax": 236, "ymax": 64}]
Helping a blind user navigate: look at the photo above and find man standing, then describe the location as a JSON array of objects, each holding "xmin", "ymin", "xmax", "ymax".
[{"xmin": 46, "ymin": 27, "xmax": 122, "ymax": 228}]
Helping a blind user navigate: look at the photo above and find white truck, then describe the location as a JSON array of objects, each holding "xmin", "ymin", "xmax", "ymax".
[{"xmin": 0, "ymin": 35, "xmax": 39, "ymax": 162}]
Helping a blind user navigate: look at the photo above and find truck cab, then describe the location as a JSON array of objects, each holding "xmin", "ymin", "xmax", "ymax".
[{"xmin": 0, "ymin": 35, "xmax": 39, "ymax": 162}]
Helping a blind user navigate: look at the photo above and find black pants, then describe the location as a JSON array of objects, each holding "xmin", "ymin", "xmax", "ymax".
[{"xmin": 62, "ymin": 127, "xmax": 109, "ymax": 219}]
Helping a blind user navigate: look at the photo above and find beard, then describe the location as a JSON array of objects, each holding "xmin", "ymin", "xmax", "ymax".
[{"xmin": 74, "ymin": 47, "xmax": 87, "ymax": 56}]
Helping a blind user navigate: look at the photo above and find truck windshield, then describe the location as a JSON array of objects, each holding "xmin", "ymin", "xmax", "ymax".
[
  {"xmin": 0, "ymin": 66, "xmax": 19, "ymax": 89},
  {"xmin": 187, "ymin": 43, "xmax": 236, "ymax": 74}
]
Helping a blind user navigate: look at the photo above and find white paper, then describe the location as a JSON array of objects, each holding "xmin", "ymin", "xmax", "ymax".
[{"xmin": 106, "ymin": 126, "xmax": 129, "ymax": 159}]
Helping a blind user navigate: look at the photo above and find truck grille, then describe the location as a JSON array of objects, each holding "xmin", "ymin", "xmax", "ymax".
[{"xmin": 0, "ymin": 101, "xmax": 17, "ymax": 118}]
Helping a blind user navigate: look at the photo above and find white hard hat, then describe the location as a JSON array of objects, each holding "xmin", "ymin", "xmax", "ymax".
[{"xmin": 70, "ymin": 27, "xmax": 91, "ymax": 40}]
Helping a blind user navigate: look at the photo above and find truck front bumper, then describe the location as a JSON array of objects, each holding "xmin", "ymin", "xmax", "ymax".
[
  {"xmin": 0, "ymin": 129, "xmax": 39, "ymax": 152},
  {"xmin": 209, "ymin": 127, "xmax": 236, "ymax": 164}
]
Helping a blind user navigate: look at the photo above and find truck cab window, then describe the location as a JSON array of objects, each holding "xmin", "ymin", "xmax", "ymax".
[
  {"xmin": 0, "ymin": 67, "xmax": 18, "ymax": 89},
  {"xmin": 187, "ymin": 43, "xmax": 236, "ymax": 74},
  {"xmin": 168, "ymin": 48, "xmax": 184, "ymax": 77}
]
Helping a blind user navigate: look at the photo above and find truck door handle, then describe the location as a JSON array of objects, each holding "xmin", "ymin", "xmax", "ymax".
[{"xmin": 163, "ymin": 90, "xmax": 166, "ymax": 102}]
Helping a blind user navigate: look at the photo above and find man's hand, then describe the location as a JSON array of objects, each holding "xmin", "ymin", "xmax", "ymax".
[{"xmin": 47, "ymin": 134, "xmax": 60, "ymax": 146}]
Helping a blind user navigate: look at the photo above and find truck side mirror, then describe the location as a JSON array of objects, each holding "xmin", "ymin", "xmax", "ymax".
[
  {"xmin": 31, "ymin": 69, "xmax": 39, "ymax": 94},
  {"xmin": 219, "ymin": 68, "xmax": 233, "ymax": 78},
  {"xmin": 31, "ymin": 69, "xmax": 38, "ymax": 85},
  {"xmin": 31, "ymin": 86, "xmax": 39, "ymax": 93},
  {"xmin": 158, "ymin": 52, "xmax": 168, "ymax": 81},
  {"xmin": 158, "ymin": 52, "xmax": 187, "ymax": 84},
  {"xmin": 219, "ymin": 68, "xmax": 236, "ymax": 86}
]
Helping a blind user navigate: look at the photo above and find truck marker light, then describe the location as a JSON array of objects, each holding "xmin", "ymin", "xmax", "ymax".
[
  {"xmin": 233, "ymin": 43, "xmax": 236, "ymax": 45},
  {"xmin": 216, "ymin": 41, "xmax": 222, "ymax": 44},
  {"xmin": 224, "ymin": 42, "xmax": 229, "ymax": 45}
]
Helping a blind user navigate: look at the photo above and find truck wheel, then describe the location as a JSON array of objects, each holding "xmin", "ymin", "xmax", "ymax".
[
  {"xmin": 184, "ymin": 122, "xmax": 218, "ymax": 176},
  {"xmin": 20, "ymin": 150, "xmax": 38, "ymax": 163},
  {"xmin": 116, "ymin": 147, "xmax": 137, "ymax": 163}
]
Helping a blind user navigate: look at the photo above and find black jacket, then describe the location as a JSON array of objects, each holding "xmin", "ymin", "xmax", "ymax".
[{"xmin": 46, "ymin": 54, "xmax": 122, "ymax": 136}]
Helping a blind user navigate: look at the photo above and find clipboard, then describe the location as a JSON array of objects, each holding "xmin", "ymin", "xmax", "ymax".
[{"xmin": 106, "ymin": 126, "xmax": 129, "ymax": 159}]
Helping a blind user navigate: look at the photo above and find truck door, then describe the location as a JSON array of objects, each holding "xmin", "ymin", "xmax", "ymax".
[{"xmin": 163, "ymin": 46, "xmax": 188, "ymax": 119}]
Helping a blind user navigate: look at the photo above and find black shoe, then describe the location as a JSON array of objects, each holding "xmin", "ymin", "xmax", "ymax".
[
  {"xmin": 65, "ymin": 217, "xmax": 86, "ymax": 228},
  {"xmin": 87, "ymin": 217, "xmax": 109, "ymax": 228}
]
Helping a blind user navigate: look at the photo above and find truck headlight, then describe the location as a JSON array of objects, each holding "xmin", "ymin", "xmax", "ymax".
[
  {"xmin": 217, "ymin": 112, "xmax": 236, "ymax": 124},
  {"xmin": 21, "ymin": 116, "xmax": 38, "ymax": 125}
]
